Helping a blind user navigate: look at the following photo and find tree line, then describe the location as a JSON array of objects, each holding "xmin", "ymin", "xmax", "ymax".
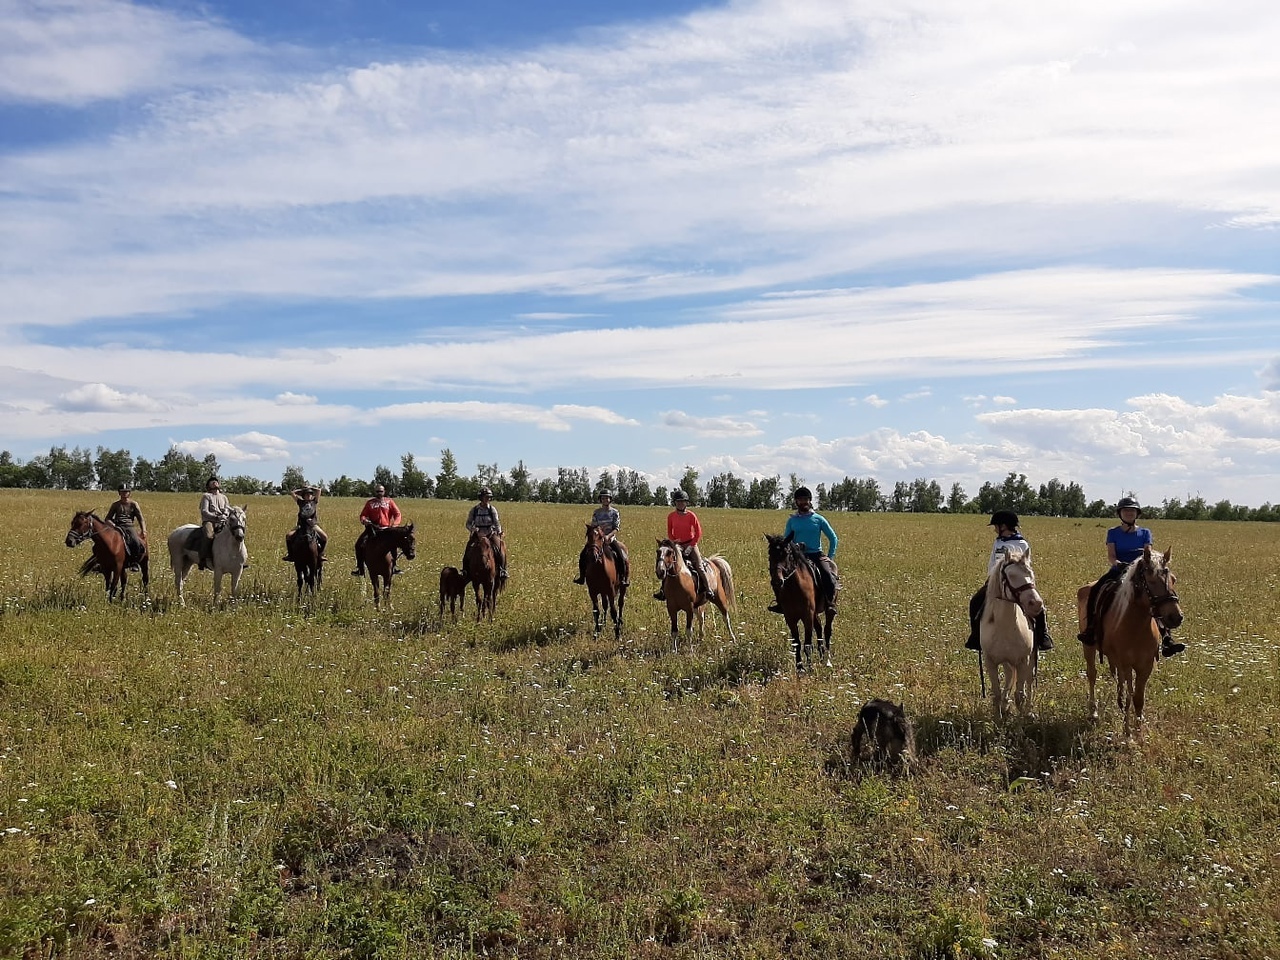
[{"xmin": 3, "ymin": 444, "xmax": 1277, "ymax": 521}]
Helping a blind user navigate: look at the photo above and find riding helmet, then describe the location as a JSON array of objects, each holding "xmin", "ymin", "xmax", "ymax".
[
  {"xmin": 117, "ymin": 483, "xmax": 131, "ymax": 493},
  {"xmin": 599, "ymin": 489, "xmax": 614, "ymax": 499},
  {"xmin": 988, "ymin": 509, "xmax": 1019, "ymax": 529},
  {"xmin": 1115, "ymin": 496, "xmax": 1143, "ymax": 517},
  {"xmin": 672, "ymin": 489, "xmax": 689, "ymax": 502},
  {"xmin": 479, "ymin": 487, "xmax": 493, "ymax": 498},
  {"xmin": 794, "ymin": 486, "xmax": 813, "ymax": 500}
]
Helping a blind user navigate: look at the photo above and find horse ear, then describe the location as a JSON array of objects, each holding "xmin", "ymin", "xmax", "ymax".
[
  {"xmin": 1162, "ymin": 546, "xmax": 1172, "ymax": 563},
  {"xmin": 406, "ymin": 521, "xmax": 414, "ymax": 532},
  {"xmin": 1142, "ymin": 544, "xmax": 1152, "ymax": 561}
]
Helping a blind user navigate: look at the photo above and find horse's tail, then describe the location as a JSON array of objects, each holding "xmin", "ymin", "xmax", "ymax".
[
  {"xmin": 78, "ymin": 555, "xmax": 101, "ymax": 578},
  {"xmin": 709, "ymin": 555, "xmax": 735, "ymax": 609}
]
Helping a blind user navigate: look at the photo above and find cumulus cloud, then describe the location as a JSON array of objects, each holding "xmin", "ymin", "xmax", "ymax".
[
  {"xmin": 174, "ymin": 432, "xmax": 294, "ymax": 462},
  {"xmin": 274, "ymin": 392, "xmax": 318, "ymax": 405},
  {"xmin": 863, "ymin": 395, "xmax": 889, "ymax": 408},
  {"xmin": 56, "ymin": 382, "xmax": 166, "ymax": 413}
]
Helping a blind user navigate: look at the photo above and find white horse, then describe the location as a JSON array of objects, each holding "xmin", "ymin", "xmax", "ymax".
[
  {"xmin": 167, "ymin": 505, "xmax": 249, "ymax": 606},
  {"xmin": 980, "ymin": 549, "xmax": 1045, "ymax": 720}
]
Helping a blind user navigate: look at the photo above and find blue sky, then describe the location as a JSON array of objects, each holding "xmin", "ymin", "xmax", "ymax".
[{"xmin": 2, "ymin": 0, "xmax": 1279, "ymax": 504}]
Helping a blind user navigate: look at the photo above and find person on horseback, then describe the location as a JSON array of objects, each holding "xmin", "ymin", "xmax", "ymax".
[
  {"xmin": 283, "ymin": 485, "xmax": 327, "ymax": 560},
  {"xmin": 105, "ymin": 483, "xmax": 146, "ymax": 570},
  {"xmin": 351, "ymin": 484, "xmax": 402, "ymax": 577},
  {"xmin": 767, "ymin": 486, "xmax": 839, "ymax": 614},
  {"xmin": 574, "ymin": 490, "xmax": 630, "ymax": 587},
  {"xmin": 1079, "ymin": 496, "xmax": 1185, "ymax": 657},
  {"xmin": 654, "ymin": 489, "xmax": 711, "ymax": 601},
  {"xmin": 463, "ymin": 488, "xmax": 508, "ymax": 582},
  {"xmin": 197, "ymin": 476, "xmax": 235, "ymax": 571},
  {"xmin": 965, "ymin": 509, "xmax": 1053, "ymax": 651}
]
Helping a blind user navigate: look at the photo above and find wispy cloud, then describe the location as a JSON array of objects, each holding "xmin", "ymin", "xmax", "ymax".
[{"xmin": 662, "ymin": 410, "xmax": 762, "ymax": 437}]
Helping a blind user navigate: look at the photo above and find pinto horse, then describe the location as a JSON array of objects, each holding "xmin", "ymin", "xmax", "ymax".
[
  {"xmin": 765, "ymin": 532, "xmax": 833, "ymax": 672},
  {"xmin": 463, "ymin": 530, "xmax": 502, "ymax": 621},
  {"xmin": 285, "ymin": 524, "xmax": 324, "ymax": 600},
  {"xmin": 655, "ymin": 539, "xmax": 735, "ymax": 652},
  {"xmin": 1078, "ymin": 546, "xmax": 1183, "ymax": 741},
  {"xmin": 359, "ymin": 523, "xmax": 415, "ymax": 610},
  {"xmin": 583, "ymin": 523, "xmax": 626, "ymax": 639},
  {"xmin": 65, "ymin": 511, "xmax": 148, "ymax": 601},
  {"xmin": 980, "ymin": 549, "xmax": 1044, "ymax": 720}
]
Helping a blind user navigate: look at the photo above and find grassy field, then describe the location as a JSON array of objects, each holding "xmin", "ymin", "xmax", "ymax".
[{"xmin": 1, "ymin": 490, "xmax": 1277, "ymax": 958}]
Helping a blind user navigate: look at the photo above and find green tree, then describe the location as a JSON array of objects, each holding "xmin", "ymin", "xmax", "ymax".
[
  {"xmin": 677, "ymin": 466, "xmax": 701, "ymax": 505},
  {"xmin": 947, "ymin": 482, "xmax": 968, "ymax": 514},
  {"xmin": 506, "ymin": 460, "xmax": 532, "ymax": 502},
  {"xmin": 281, "ymin": 465, "xmax": 307, "ymax": 491},
  {"xmin": 94, "ymin": 447, "xmax": 134, "ymax": 491},
  {"xmin": 435, "ymin": 449, "xmax": 462, "ymax": 499},
  {"xmin": 399, "ymin": 454, "xmax": 433, "ymax": 499},
  {"xmin": 373, "ymin": 464, "xmax": 399, "ymax": 496}
]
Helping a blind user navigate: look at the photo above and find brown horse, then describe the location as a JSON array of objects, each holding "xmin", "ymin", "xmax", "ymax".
[
  {"xmin": 765, "ymin": 532, "xmax": 833, "ymax": 672},
  {"xmin": 438, "ymin": 565, "xmax": 467, "ymax": 619},
  {"xmin": 463, "ymin": 530, "xmax": 503, "ymax": 621},
  {"xmin": 1077, "ymin": 546, "xmax": 1184, "ymax": 741},
  {"xmin": 583, "ymin": 523, "xmax": 626, "ymax": 639},
  {"xmin": 285, "ymin": 524, "xmax": 324, "ymax": 600},
  {"xmin": 359, "ymin": 523, "xmax": 415, "ymax": 610},
  {"xmin": 65, "ymin": 511, "xmax": 148, "ymax": 601},
  {"xmin": 655, "ymin": 538, "xmax": 735, "ymax": 652}
]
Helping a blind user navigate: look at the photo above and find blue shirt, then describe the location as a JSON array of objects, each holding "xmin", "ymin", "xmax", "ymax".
[
  {"xmin": 1107, "ymin": 524, "xmax": 1153, "ymax": 564},
  {"xmin": 783, "ymin": 510, "xmax": 838, "ymax": 558}
]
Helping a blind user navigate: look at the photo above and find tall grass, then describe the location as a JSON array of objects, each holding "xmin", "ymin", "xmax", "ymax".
[{"xmin": 1, "ymin": 490, "xmax": 1276, "ymax": 958}]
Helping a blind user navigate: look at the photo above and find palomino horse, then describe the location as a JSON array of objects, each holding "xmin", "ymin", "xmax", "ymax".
[
  {"xmin": 463, "ymin": 530, "xmax": 503, "ymax": 621},
  {"xmin": 765, "ymin": 532, "xmax": 835, "ymax": 672},
  {"xmin": 980, "ymin": 549, "xmax": 1044, "ymax": 720},
  {"xmin": 359, "ymin": 524, "xmax": 416, "ymax": 610},
  {"xmin": 1077, "ymin": 546, "xmax": 1184, "ymax": 741},
  {"xmin": 65, "ymin": 511, "xmax": 148, "ymax": 601},
  {"xmin": 285, "ymin": 524, "xmax": 324, "ymax": 600},
  {"xmin": 655, "ymin": 539, "xmax": 736, "ymax": 652},
  {"xmin": 583, "ymin": 523, "xmax": 627, "ymax": 639},
  {"xmin": 168, "ymin": 506, "xmax": 249, "ymax": 606},
  {"xmin": 438, "ymin": 566, "xmax": 467, "ymax": 619}
]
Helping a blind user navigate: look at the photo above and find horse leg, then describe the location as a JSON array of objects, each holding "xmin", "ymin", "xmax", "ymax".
[
  {"xmin": 1132, "ymin": 661, "xmax": 1152, "ymax": 741},
  {"xmin": 1014, "ymin": 657, "xmax": 1032, "ymax": 716},
  {"xmin": 668, "ymin": 603, "xmax": 680, "ymax": 654},
  {"xmin": 822, "ymin": 610, "xmax": 835, "ymax": 667},
  {"xmin": 788, "ymin": 618, "xmax": 802, "ymax": 672},
  {"xmin": 591, "ymin": 593, "xmax": 602, "ymax": 637},
  {"xmin": 140, "ymin": 557, "xmax": 150, "ymax": 595},
  {"xmin": 1085, "ymin": 646, "xmax": 1099, "ymax": 721},
  {"xmin": 986, "ymin": 658, "xmax": 1005, "ymax": 719}
]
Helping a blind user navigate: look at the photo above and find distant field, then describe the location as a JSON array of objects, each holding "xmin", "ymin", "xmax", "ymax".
[{"xmin": 1, "ymin": 490, "xmax": 1277, "ymax": 958}]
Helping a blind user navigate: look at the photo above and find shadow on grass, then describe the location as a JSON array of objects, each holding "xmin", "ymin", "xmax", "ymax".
[
  {"xmin": 657, "ymin": 641, "xmax": 786, "ymax": 698},
  {"xmin": 490, "ymin": 621, "xmax": 582, "ymax": 653}
]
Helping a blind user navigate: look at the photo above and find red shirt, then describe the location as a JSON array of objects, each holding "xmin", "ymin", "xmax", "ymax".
[
  {"xmin": 359, "ymin": 497, "xmax": 402, "ymax": 526},
  {"xmin": 667, "ymin": 508, "xmax": 702, "ymax": 546}
]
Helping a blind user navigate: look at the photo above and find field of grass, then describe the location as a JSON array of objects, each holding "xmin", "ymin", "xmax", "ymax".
[{"xmin": 1, "ymin": 490, "xmax": 1278, "ymax": 958}]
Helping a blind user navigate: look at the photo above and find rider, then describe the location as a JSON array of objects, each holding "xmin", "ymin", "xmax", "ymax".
[
  {"xmin": 198, "ymin": 476, "xmax": 233, "ymax": 571},
  {"xmin": 282, "ymin": 485, "xmax": 327, "ymax": 560},
  {"xmin": 351, "ymin": 484, "xmax": 402, "ymax": 577},
  {"xmin": 1078, "ymin": 496, "xmax": 1184, "ymax": 658},
  {"xmin": 654, "ymin": 489, "xmax": 710, "ymax": 601},
  {"xmin": 767, "ymin": 486, "xmax": 839, "ymax": 614},
  {"xmin": 964, "ymin": 509, "xmax": 1053, "ymax": 652},
  {"xmin": 463, "ymin": 488, "xmax": 508, "ymax": 583},
  {"xmin": 105, "ymin": 483, "xmax": 146, "ymax": 570},
  {"xmin": 574, "ymin": 489, "xmax": 630, "ymax": 587}
]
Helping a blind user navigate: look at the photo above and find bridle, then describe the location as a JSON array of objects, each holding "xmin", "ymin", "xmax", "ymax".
[
  {"xmin": 65, "ymin": 513, "xmax": 98, "ymax": 546},
  {"xmin": 1137, "ymin": 558, "xmax": 1180, "ymax": 612},
  {"xmin": 994, "ymin": 556, "xmax": 1038, "ymax": 606}
]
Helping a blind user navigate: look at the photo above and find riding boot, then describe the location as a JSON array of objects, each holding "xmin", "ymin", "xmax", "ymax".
[
  {"xmin": 1033, "ymin": 611, "xmax": 1054, "ymax": 651},
  {"xmin": 964, "ymin": 589, "xmax": 983, "ymax": 650},
  {"xmin": 767, "ymin": 584, "xmax": 784, "ymax": 615},
  {"xmin": 573, "ymin": 551, "xmax": 587, "ymax": 585},
  {"xmin": 1159, "ymin": 625, "xmax": 1186, "ymax": 658},
  {"xmin": 964, "ymin": 620, "xmax": 981, "ymax": 651},
  {"xmin": 653, "ymin": 587, "xmax": 665, "ymax": 601}
]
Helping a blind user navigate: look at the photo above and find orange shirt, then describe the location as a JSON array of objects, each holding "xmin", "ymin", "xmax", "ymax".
[
  {"xmin": 666, "ymin": 508, "xmax": 702, "ymax": 546},
  {"xmin": 359, "ymin": 497, "xmax": 402, "ymax": 527}
]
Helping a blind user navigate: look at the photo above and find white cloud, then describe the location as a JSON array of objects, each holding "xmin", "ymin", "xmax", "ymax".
[
  {"xmin": 863, "ymin": 395, "xmax": 890, "ymax": 408},
  {"xmin": 372, "ymin": 399, "xmax": 636, "ymax": 432},
  {"xmin": 56, "ymin": 382, "xmax": 166, "ymax": 413},
  {"xmin": 274, "ymin": 392, "xmax": 318, "ymax": 405},
  {"xmin": 661, "ymin": 410, "xmax": 762, "ymax": 437},
  {"xmin": 174, "ymin": 432, "xmax": 293, "ymax": 463}
]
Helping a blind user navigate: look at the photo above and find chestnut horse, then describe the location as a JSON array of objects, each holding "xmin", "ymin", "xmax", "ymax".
[
  {"xmin": 583, "ymin": 523, "xmax": 626, "ymax": 639},
  {"xmin": 359, "ymin": 523, "xmax": 415, "ymax": 610},
  {"xmin": 438, "ymin": 566, "xmax": 467, "ymax": 619},
  {"xmin": 655, "ymin": 539, "xmax": 735, "ymax": 652},
  {"xmin": 765, "ymin": 532, "xmax": 832, "ymax": 672},
  {"xmin": 980, "ymin": 549, "xmax": 1044, "ymax": 720},
  {"xmin": 463, "ymin": 530, "xmax": 503, "ymax": 621},
  {"xmin": 1077, "ymin": 545, "xmax": 1184, "ymax": 741},
  {"xmin": 65, "ymin": 511, "xmax": 148, "ymax": 601}
]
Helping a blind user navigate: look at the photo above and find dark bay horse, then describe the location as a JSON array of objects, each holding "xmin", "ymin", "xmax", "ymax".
[
  {"xmin": 359, "ymin": 523, "xmax": 415, "ymax": 610},
  {"xmin": 285, "ymin": 524, "xmax": 324, "ymax": 600},
  {"xmin": 655, "ymin": 538, "xmax": 735, "ymax": 652},
  {"xmin": 65, "ymin": 511, "xmax": 148, "ymax": 601},
  {"xmin": 1078, "ymin": 545, "xmax": 1184, "ymax": 741},
  {"xmin": 765, "ymin": 532, "xmax": 832, "ymax": 672},
  {"xmin": 583, "ymin": 523, "xmax": 626, "ymax": 639},
  {"xmin": 463, "ymin": 530, "xmax": 502, "ymax": 622},
  {"xmin": 439, "ymin": 566, "xmax": 466, "ymax": 619}
]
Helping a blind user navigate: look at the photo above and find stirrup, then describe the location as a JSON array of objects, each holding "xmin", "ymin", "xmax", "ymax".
[
  {"xmin": 572, "ymin": 576, "xmax": 585, "ymax": 585},
  {"xmin": 1160, "ymin": 639, "xmax": 1186, "ymax": 657},
  {"xmin": 767, "ymin": 603, "xmax": 784, "ymax": 614}
]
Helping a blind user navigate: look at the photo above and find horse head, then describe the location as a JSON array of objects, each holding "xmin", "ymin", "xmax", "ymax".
[
  {"xmin": 65, "ymin": 510, "xmax": 94, "ymax": 547},
  {"xmin": 655, "ymin": 538, "xmax": 684, "ymax": 579},
  {"xmin": 226, "ymin": 506, "xmax": 248, "ymax": 542},
  {"xmin": 1136, "ymin": 544, "xmax": 1182, "ymax": 629},
  {"xmin": 995, "ymin": 550, "xmax": 1044, "ymax": 619},
  {"xmin": 399, "ymin": 522, "xmax": 416, "ymax": 560}
]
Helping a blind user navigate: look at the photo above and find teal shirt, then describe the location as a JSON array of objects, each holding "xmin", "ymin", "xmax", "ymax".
[{"xmin": 783, "ymin": 510, "xmax": 838, "ymax": 558}]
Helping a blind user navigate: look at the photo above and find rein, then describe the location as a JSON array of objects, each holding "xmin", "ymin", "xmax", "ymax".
[
  {"xmin": 1138, "ymin": 562, "xmax": 1180, "ymax": 611},
  {"xmin": 66, "ymin": 514, "xmax": 103, "ymax": 546}
]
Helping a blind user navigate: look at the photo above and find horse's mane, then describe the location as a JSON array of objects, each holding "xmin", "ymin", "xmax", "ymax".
[{"xmin": 1111, "ymin": 552, "xmax": 1163, "ymax": 623}]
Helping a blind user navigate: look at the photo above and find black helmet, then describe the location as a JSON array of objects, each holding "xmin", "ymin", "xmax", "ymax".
[
  {"xmin": 117, "ymin": 482, "xmax": 131, "ymax": 493},
  {"xmin": 1115, "ymin": 496, "xmax": 1142, "ymax": 517},
  {"xmin": 794, "ymin": 486, "xmax": 813, "ymax": 500},
  {"xmin": 989, "ymin": 509, "xmax": 1019, "ymax": 529},
  {"xmin": 479, "ymin": 487, "xmax": 493, "ymax": 498},
  {"xmin": 599, "ymin": 489, "xmax": 614, "ymax": 499},
  {"xmin": 672, "ymin": 489, "xmax": 689, "ymax": 502}
]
